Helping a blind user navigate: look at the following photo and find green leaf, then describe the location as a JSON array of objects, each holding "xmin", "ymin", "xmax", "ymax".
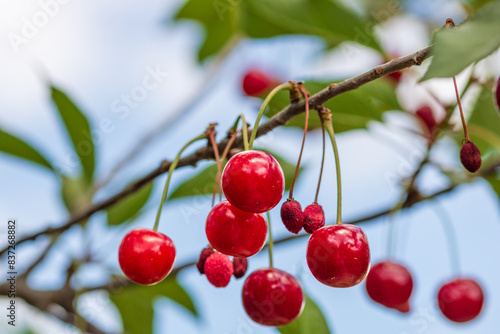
[
  {"xmin": 109, "ymin": 278, "xmax": 197, "ymax": 334},
  {"xmin": 265, "ymin": 79, "xmax": 401, "ymax": 132},
  {"xmin": 169, "ymin": 152, "xmax": 302, "ymax": 200},
  {"xmin": 174, "ymin": 0, "xmax": 237, "ymax": 61},
  {"xmin": 241, "ymin": 0, "xmax": 381, "ymax": 52},
  {"xmin": 0, "ymin": 129, "xmax": 54, "ymax": 171},
  {"xmin": 485, "ymin": 173, "xmax": 500, "ymax": 202},
  {"xmin": 467, "ymin": 84, "xmax": 500, "ymax": 155},
  {"xmin": 60, "ymin": 175, "xmax": 92, "ymax": 213},
  {"xmin": 51, "ymin": 86, "xmax": 95, "ymax": 183},
  {"xmin": 421, "ymin": 1, "xmax": 500, "ymax": 80},
  {"xmin": 277, "ymin": 293, "xmax": 331, "ymax": 334},
  {"xmin": 107, "ymin": 182, "xmax": 154, "ymax": 225}
]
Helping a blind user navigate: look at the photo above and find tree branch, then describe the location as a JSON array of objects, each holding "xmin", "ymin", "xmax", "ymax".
[{"xmin": 0, "ymin": 46, "xmax": 433, "ymax": 256}]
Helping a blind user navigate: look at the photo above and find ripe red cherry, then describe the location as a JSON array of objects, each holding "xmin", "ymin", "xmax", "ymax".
[
  {"xmin": 306, "ymin": 224, "xmax": 370, "ymax": 288},
  {"xmin": 242, "ymin": 268, "xmax": 304, "ymax": 326},
  {"xmin": 242, "ymin": 70, "xmax": 277, "ymax": 96},
  {"xmin": 438, "ymin": 278, "xmax": 484, "ymax": 323},
  {"xmin": 222, "ymin": 150, "xmax": 285, "ymax": 213},
  {"xmin": 206, "ymin": 201, "xmax": 267, "ymax": 258},
  {"xmin": 365, "ymin": 261, "xmax": 413, "ymax": 313},
  {"xmin": 416, "ymin": 106, "xmax": 437, "ymax": 134},
  {"xmin": 118, "ymin": 228, "xmax": 175, "ymax": 285}
]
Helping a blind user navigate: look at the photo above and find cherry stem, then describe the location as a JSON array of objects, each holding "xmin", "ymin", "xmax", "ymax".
[
  {"xmin": 153, "ymin": 133, "xmax": 207, "ymax": 231},
  {"xmin": 453, "ymin": 76, "xmax": 470, "ymax": 141},
  {"xmin": 249, "ymin": 82, "xmax": 292, "ymax": 149},
  {"xmin": 266, "ymin": 211, "xmax": 274, "ymax": 268},
  {"xmin": 288, "ymin": 84, "xmax": 310, "ymax": 199},
  {"xmin": 387, "ymin": 191, "xmax": 406, "ymax": 259},
  {"xmin": 208, "ymin": 132, "xmax": 221, "ymax": 207},
  {"xmin": 314, "ymin": 115, "xmax": 326, "ymax": 203},
  {"xmin": 231, "ymin": 114, "xmax": 249, "ymax": 151},
  {"xmin": 430, "ymin": 201, "xmax": 461, "ymax": 276},
  {"xmin": 219, "ymin": 132, "xmax": 237, "ymax": 200},
  {"xmin": 322, "ymin": 112, "xmax": 342, "ymax": 224}
]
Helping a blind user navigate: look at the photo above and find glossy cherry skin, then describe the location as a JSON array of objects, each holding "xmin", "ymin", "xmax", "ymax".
[
  {"xmin": 206, "ymin": 201, "xmax": 267, "ymax": 258},
  {"xmin": 306, "ymin": 224, "xmax": 370, "ymax": 288},
  {"xmin": 438, "ymin": 278, "xmax": 484, "ymax": 323},
  {"xmin": 242, "ymin": 70, "xmax": 277, "ymax": 96},
  {"xmin": 118, "ymin": 228, "xmax": 175, "ymax": 285},
  {"xmin": 222, "ymin": 150, "xmax": 285, "ymax": 213},
  {"xmin": 365, "ymin": 261, "xmax": 413, "ymax": 313},
  {"xmin": 242, "ymin": 268, "xmax": 304, "ymax": 326}
]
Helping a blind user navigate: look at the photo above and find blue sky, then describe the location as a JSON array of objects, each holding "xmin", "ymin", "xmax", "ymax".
[{"xmin": 0, "ymin": 0, "xmax": 499, "ymax": 333}]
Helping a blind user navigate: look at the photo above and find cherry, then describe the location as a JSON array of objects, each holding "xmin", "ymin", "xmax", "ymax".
[
  {"xmin": 204, "ymin": 252, "xmax": 234, "ymax": 288},
  {"xmin": 118, "ymin": 228, "xmax": 175, "ymax": 285},
  {"xmin": 437, "ymin": 278, "xmax": 484, "ymax": 323},
  {"xmin": 222, "ymin": 150, "xmax": 285, "ymax": 213},
  {"xmin": 415, "ymin": 106, "xmax": 437, "ymax": 134},
  {"xmin": 233, "ymin": 257, "xmax": 248, "ymax": 279},
  {"xmin": 206, "ymin": 200, "xmax": 267, "ymax": 258},
  {"xmin": 196, "ymin": 247, "xmax": 215, "ymax": 274},
  {"xmin": 303, "ymin": 203, "xmax": 325, "ymax": 234},
  {"xmin": 306, "ymin": 224, "xmax": 370, "ymax": 288},
  {"xmin": 387, "ymin": 71, "xmax": 402, "ymax": 84},
  {"xmin": 242, "ymin": 69, "xmax": 278, "ymax": 97},
  {"xmin": 242, "ymin": 268, "xmax": 304, "ymax": 326},
  {"xmin": 280, "ymin": 199, "xmax": 303, "ymax": 234},
  {"xmin": 460, "ymin": 140, "xmax": 481, "ymax": 173},
  {"xmin": 365, "ymin": 261, "xmax": 413, "ymax": 313},
  {"xmin": 495, "ymin": 76, "xmax": 500, "ymax": 113}
]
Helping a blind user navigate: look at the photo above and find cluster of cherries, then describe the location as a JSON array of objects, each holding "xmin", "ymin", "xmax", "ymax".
[{"xmin": 117, "ymin": 64, "xmax": 493, "ymax": 329}]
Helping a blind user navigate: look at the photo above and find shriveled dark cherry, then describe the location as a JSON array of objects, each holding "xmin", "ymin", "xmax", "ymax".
[
  {"xmin": 222, "ymin": 150, "xmax": 285, "ymax": 213},
  {"xmin": 204, "ymin": 252, "xmax": 234, "ymax": 288},
  {"xmin": 303, "ymin": 203, "xmax": 325, "ymax": 234},
  {"xmin": 307, "ymin": 224, "xmax": 370, "ymax": 288},
  {"xmin": 416, "ymin": 106, "xmax": 437, "ymax": 134},
  {"xmin": 365, "ymin": 261, "xmax": 413, "ymax": 313},
  {"xmin": 438, "ymin": 278, "xmax": 484, "ymax": 323},
  {"xmin": 196, "ymin": 247, "xmax": 215, "ymax": 274},
  {"xmin": 118, "ymin": 228, "xmax": 175, "ymax": 285},
  {"xmin": 242, "ymin": 268, "xmax": 304, "ymax": 326},
  {"xmin": 206, "ymin": 200, "xmax": 267, "ymax": 258},
  {"xmin": 242, "ymin": 69, "xmax": 278, "ymax": 97},
  {"xmin": 460, "ymin": 140, "xmax": 481, "ymax": 173},
  {"xmin": 233, "ymin": 257, "xmax": 248, "ymax": 279},
  {"xmin": 280, "ymin": 199, "xmax": 303, "ymax": 234}
]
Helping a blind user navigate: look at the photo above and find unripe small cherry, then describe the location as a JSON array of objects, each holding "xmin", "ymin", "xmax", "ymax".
[
  {"xmin": 242, "ymin": 69, "xmax": 278, "ymax": 97},
  {"xmin": 280, "ymin": 199, "xmax": 303, "ymax": 234},
  {"xmin": 437, "ymin": 278, "xmax": 484, "ymax": 323},
  {"xmin": 118, "ymin": 228, "xmax": 175, "ymax": 285},
  {"xmin": 303, "ymin": 203, "xmax": 325, "ymax": 234},
  {"xmin": 233, "ymin": 257, "xmax": 248, "ymax": 279},
  {"xmin": 196, "ymin": 247, "xmax": 215, "ymax": 274},
  {"xmin": 204, "ymin": 252, "xmax": 234, "ymax": 288},
  {"xmin": 415, "ymin": 106, "xmax": 437, "ymax": 134},
  {"xmin": 460, "ymin": 140, "xmax": 481, "ymax": 173},
  {"xmin": 365, "ymin": 261, "xmax": 413, "ymax": 313}
]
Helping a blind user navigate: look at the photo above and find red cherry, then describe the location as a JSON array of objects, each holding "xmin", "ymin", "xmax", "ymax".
[
  {"xmin": 495, "ymin": 76, "xmax": 500, "ymax": 113},
  {"xmin": 280, "ymin": 199, "xmax": 303, "ymax": 234},
  {"xmin": 118, "ymin": 228, "xmax": 175, "ymax": 285},
  {"xmin": 387, "ymin": 71, "xmax": 403, "ymax": 84},
  {"xmin": 204, "ymin": 252, "xmax": 234, "ymax": 288},
  {"xmin": 196, "ymin": 247, "xmax": 215, "ymax": 274},
  {"xmin": 233, "ymin": 257, "xmax": 248, "ymax": 279},
  {"xmin": 306, "ymin": 224, "xmax": 370, "ymax": 288},
  {"xmin": 206, "ymin": 201, "xmax": 267, "ymax": 258},
  {"xmin": 242, "ymin": 70, "xmax": 277, "ymax": 96},
  {"xmin": 415, "ymin": 106, "xmax": 437, "ymax": 134},
  {"xmin": 303, "ymin": 203, "xmax": 325, "ymax": 234},
  {"xmin": 242, "ymin": 268, "xmax": 304, "ymax": 326},
  {"xmin": 438, "ymin": 278, "xmax": 484, "ymax": 322},
  {"xmin": 460, "ymin": 141, "xmax": 481, "ymax": 173},
  {"xmin": 365, "ymin": 261, "xmax": 413, "ymax": 313},
  {"xmin": 222, "ymin": 150, "xmax": 285, "ymax": 213}
]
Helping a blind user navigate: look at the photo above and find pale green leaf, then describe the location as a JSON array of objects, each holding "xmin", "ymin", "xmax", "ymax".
[{"xmin": 0, "ymin": 129, "xmax": 54, "ymax": 171}]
